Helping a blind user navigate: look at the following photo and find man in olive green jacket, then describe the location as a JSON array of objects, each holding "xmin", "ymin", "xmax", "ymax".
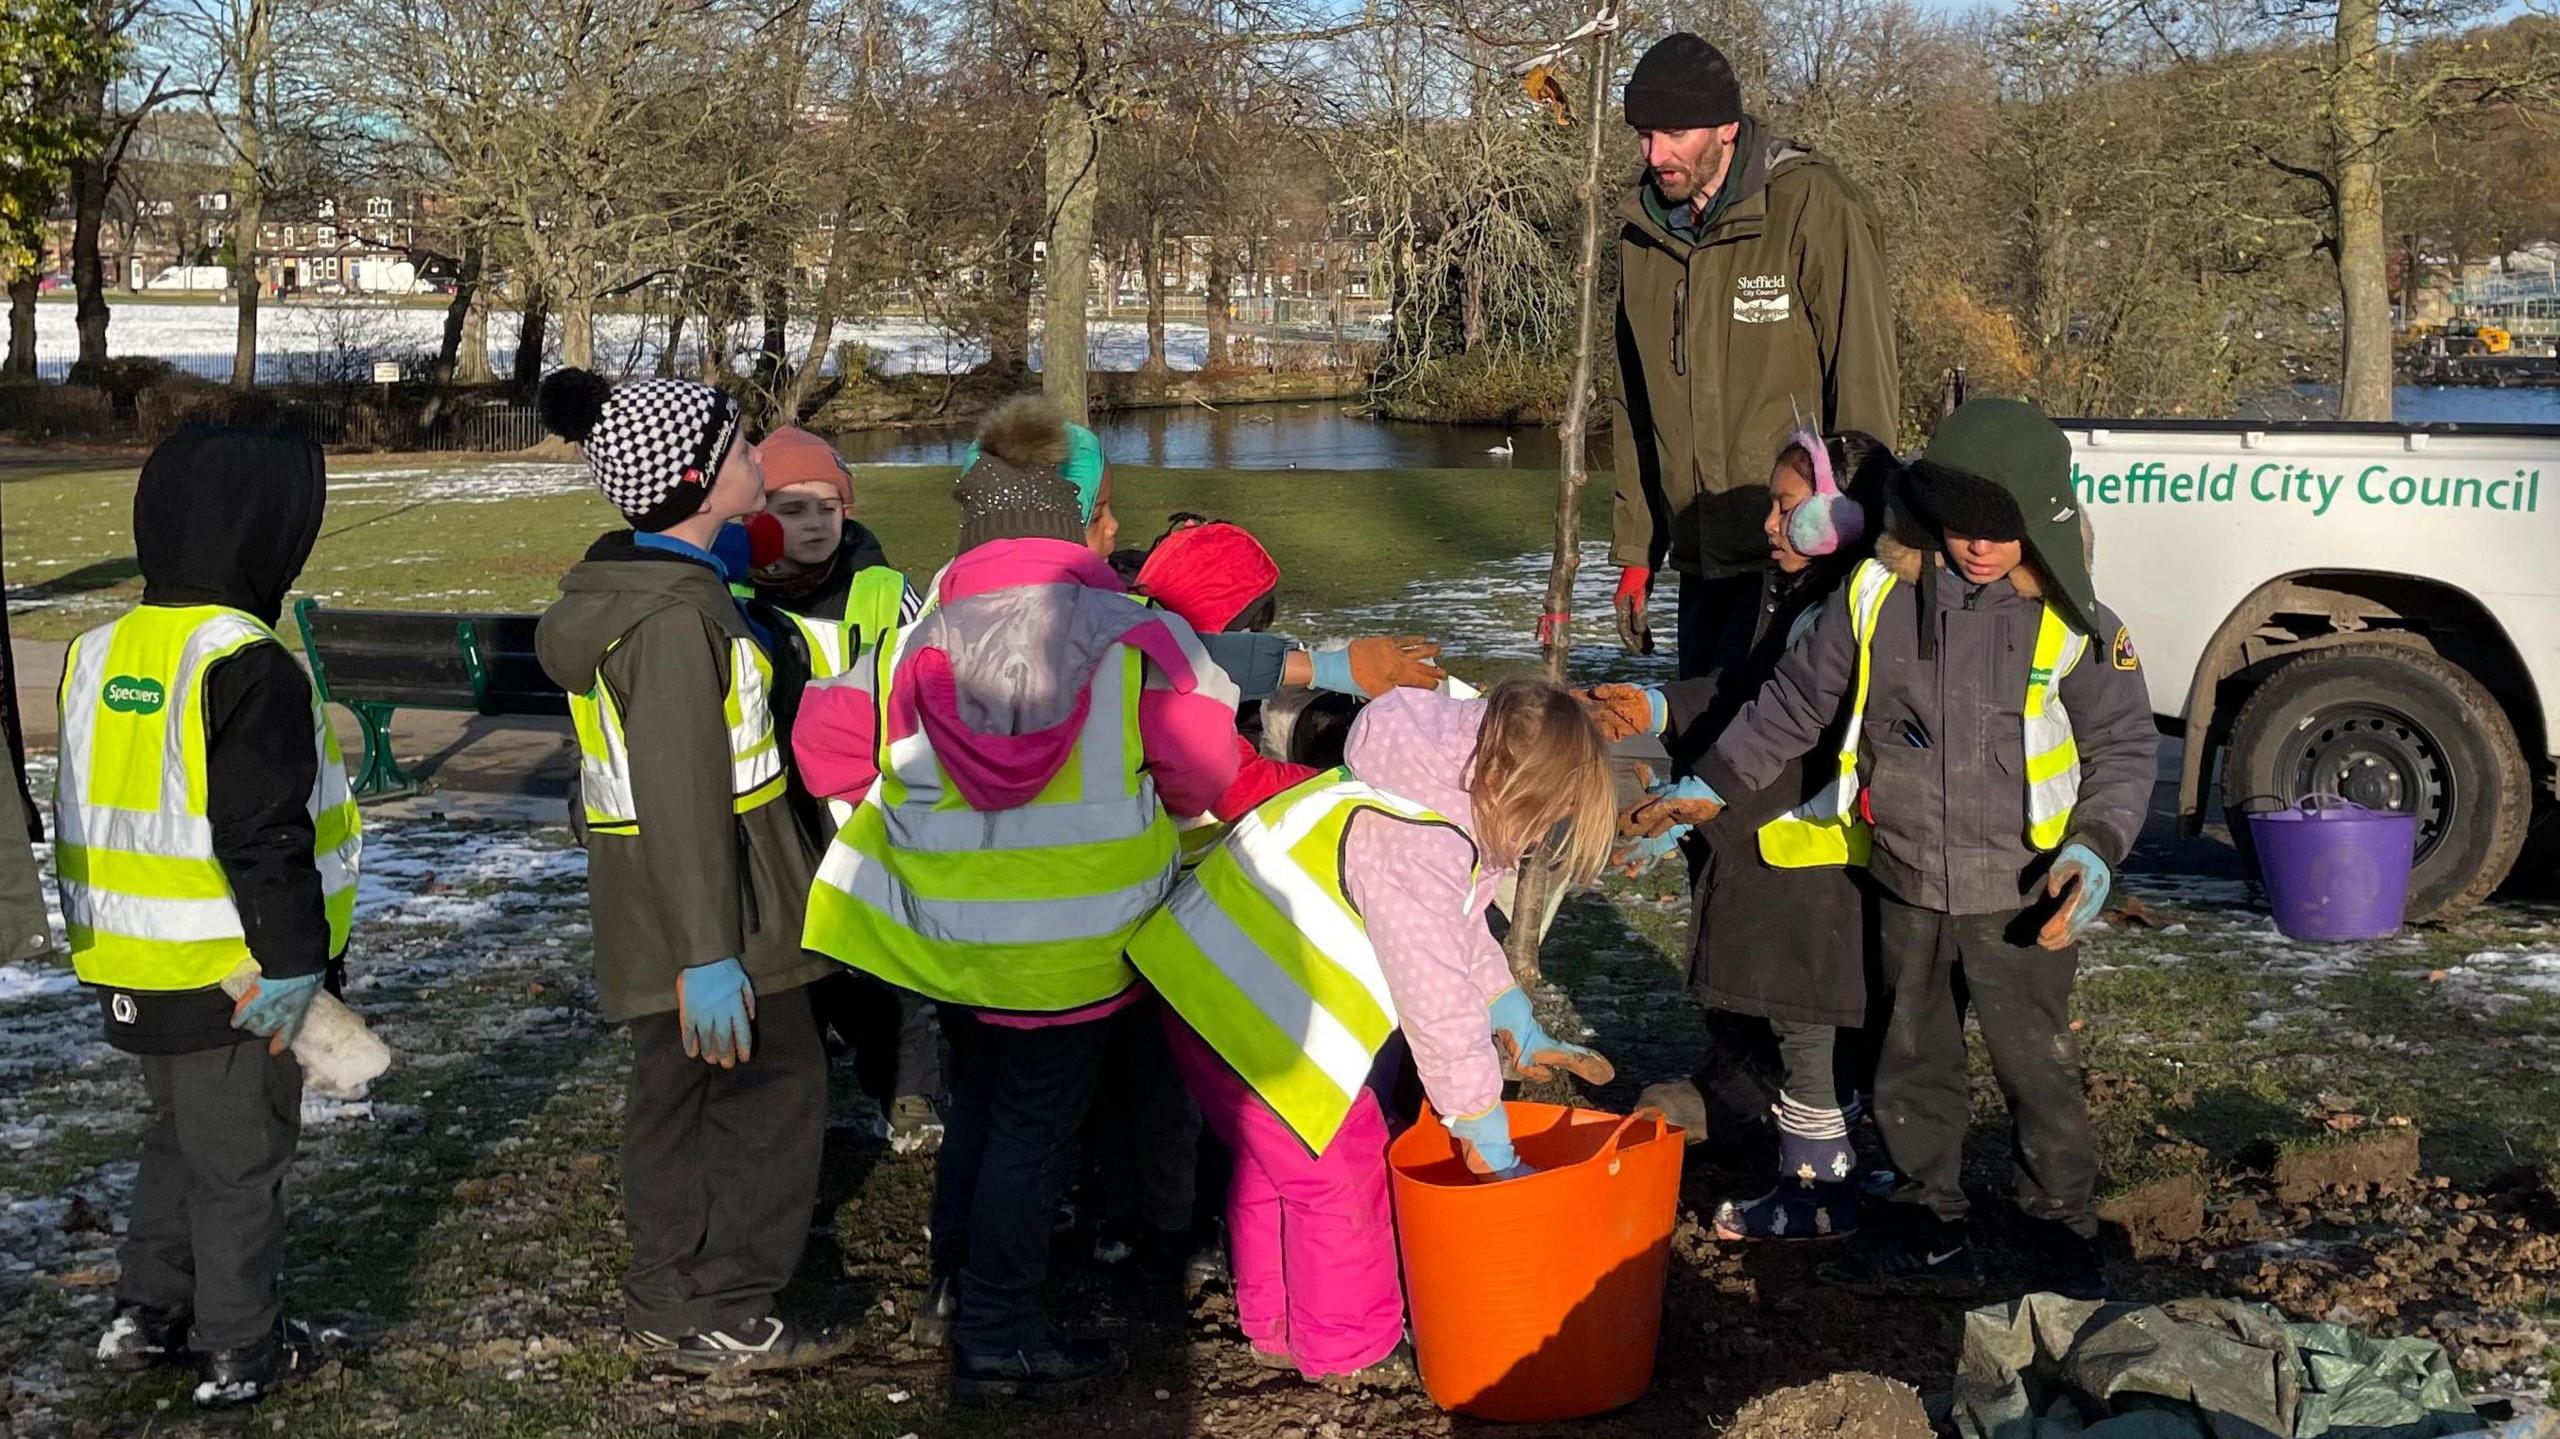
[{"xmin": 1608, "ymin": 33, "xmax": 1900, "ymax": 678}]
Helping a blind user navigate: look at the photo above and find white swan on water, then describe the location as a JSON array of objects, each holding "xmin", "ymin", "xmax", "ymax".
[{"xmin": 1488, "ymin": 435, "xmax": 1515, "ymax": 457}]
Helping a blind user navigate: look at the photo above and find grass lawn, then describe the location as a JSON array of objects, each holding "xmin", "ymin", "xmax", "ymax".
[{"xmin": 2, "ymin": 457, "xmax": 1608, "ymax": 644}]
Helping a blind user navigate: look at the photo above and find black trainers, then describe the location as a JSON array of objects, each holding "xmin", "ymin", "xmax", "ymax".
[
  {"xmin": 666, "ymin": 1316, "xmax": 853, "ymax": 1375},
  {"xmin": 192, "ymin": 1319, "xmax": 315, "ymax": 1408},
  {"xmin": 908, "ymin": 1274, "xmax": 959, "ymax": 1348},
  {"xmin": 1818, "ymin": 1217, "xmax": 1986, "ymax": 1299},
  {"xmin": 95, "ymin": 1303, "xmax": 190, "ymax": 1373},
  {"xmin": 951, "ymin": 1331, "xmax": 1127, "ymax": 1405},
  {"xmin": 2028, "ymin": 1220, "xmax": 2119, "ymax": 1302}
]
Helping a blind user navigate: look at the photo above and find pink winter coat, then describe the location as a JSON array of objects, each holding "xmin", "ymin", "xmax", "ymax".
[
  {"xmin": 1339, "ymin": 689, "xmax": 1515, "ymax": 1123},
  {"xmin": 792, "ymin": 538, "xmax": 1240, "ymax": 817}
]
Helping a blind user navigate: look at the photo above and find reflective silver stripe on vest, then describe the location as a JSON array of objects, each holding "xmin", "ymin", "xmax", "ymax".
[
  {"xmin": 729, "ymin": 641, "xmax": 782, "ymax": 795},
  {"xmin": 59, "ymin": 612, "xmax": 359, "ymax": 947},
  {"xmin": 790, "ymin": 612, "xmax": 851, "ymax": 680},
  {"xmin": 580, "ymin": 684, "xmax": 637, "ymax": 823},
  {"xmin": 1157, "ymin": 875, "xmax": 1382, "ymax": 1099},
  {"xmin": 2024, "ymin": 630, "xmax": 2091, "ymax": 834},
  {"xmin": 827, "ymin": 844, "xmax": 1173, "ymax": 946}
]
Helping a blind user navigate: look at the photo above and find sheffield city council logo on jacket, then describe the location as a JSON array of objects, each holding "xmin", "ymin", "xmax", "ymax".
[
  {"xmin": 1734, "ymin": 275, "xmax": 1791, "ymax": 324},
  {"xmin": 102, "ymin": 676, "xmax": 166, "ymax": 715}
]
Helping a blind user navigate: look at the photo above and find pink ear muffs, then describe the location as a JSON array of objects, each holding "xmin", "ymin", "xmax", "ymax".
[{"xmin": 1782, "ymin": 426, "xmax": 1867, "ymax": 557}]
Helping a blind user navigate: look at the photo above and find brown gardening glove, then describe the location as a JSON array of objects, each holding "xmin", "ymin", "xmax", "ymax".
[
  {"xmin": 1574, "ymin": 683, "xmax": 1659, "ymax": 744},
  {"xmin": 1343, "ymin": 635, "xmax": 1447, "ymax": 696},
  {"xmin": 1619, "ymin": 780, "xmax": 1724, "ymax": 839}
]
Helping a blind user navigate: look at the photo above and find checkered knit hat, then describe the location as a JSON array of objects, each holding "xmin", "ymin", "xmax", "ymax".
[{"xmin": 538, "ymin": 369, "xmax": 743, "ymax": 533}]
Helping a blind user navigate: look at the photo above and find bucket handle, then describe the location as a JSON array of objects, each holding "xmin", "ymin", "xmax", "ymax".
[
  {"xmin": 2235, "ymin": 792, "xmax": 2381, "ymax": 818},
  {"xmin": 1596, "ymin": 1106, "xmax": 1669, "ymax": 1178}
]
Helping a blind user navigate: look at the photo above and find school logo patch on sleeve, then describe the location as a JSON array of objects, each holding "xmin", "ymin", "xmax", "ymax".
[{"xmin": 2112, "ymin": 626, "xmax": 2140, "ymax": 671}]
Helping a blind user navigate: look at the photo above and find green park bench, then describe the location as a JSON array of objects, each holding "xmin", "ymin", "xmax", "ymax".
[{"xmin": 293, "ymin": 598, "xmax": 567, "ymax": 798}]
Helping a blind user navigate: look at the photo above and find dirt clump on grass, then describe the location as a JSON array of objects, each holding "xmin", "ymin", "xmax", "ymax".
[
  {"xmin": 1726, "ymin": 1373, "xmax": 1934, "ymax": 1439},
  {"xmin": 2099, "ymin": 1172, "xmax": 2207, "ymax": 1258},
  {"xmin": 2270, "ymin": 1128, "xmax": 2421, "ymax": 1205}
]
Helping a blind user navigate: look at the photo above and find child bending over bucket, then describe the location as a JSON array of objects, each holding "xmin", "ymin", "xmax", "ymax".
[{"xmin": 1127, "ymin": 681, "xmax": 1619, "ymax": 1389}]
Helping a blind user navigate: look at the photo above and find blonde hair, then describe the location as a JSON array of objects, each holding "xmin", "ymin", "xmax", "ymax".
[{"xmin": 1468, "ymin": 677, "xmax": 1617, "ymax": 886}]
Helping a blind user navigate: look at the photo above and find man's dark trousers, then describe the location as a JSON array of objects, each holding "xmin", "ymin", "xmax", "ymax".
[
  {"xmin": 622, "ymin": 981, "xmax": 827, "ymax": 1337},
  {"xmin": 118, "ymin": 1037, "xmax": 303, "ymax": 1351},
  {"xmin": 1677, "ymin": 572, "xmax": 1764, "ymax": 682},
  {"xmin": 1872, "ymin": 895, "xmax": 2100, "ymax": 1237}
]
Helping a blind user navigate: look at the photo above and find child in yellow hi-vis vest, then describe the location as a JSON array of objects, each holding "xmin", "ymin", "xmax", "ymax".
[
  {"xmin": 63, "ymin": 427, "xmax": 359, "ymax": 1407},
  {"xmin": 532, "ymin": 370, "xmax": 846, "ymax": 1376},
  {"xmin": 1626, "ymin": 399, "xmax": 2158, "ymax": 1303},
  {"xmin": 738, "ymin": 427, "xmax": 944, "ymax": 1156}
]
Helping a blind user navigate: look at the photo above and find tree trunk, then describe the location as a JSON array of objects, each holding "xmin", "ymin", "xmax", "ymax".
[
  {"xmin": 1204, "ymin": 242, "xmax": 1232, "ymax": 370},
  {"xmin": 985, "ymin": 228, "xmax": 1035, "ymax": 379},
  {"xmin": 1504, "ymin": 15, "xmax": 1621, "ymax": 990},
  {"xmin": 1142, "ymin": 221, "xmax": 1169, "ymax": 378},
  {"xmin": 755, "ymin": 275, "xmax": 790, "ymax": 403},
  {"xmin": 659, "ymin": 308, "xmax": 682, "ymax": 378},
  {"xmin": 457, "ymin": 276, "xmax": 492, "ymax": 384},
  {"xmin": 71, "ymin": 160, "xmax": 111, "ymax": 366},
  {"xmin": 561, "ymin": 289, "xmax": 595, "ymax": 371},
  {"xmin": 1040, "ymin": 79, "xmax": 1101, "ymax": 424},
  {"xmin": 780, "ymin": 198, "xmax": 859, "ymax": 422},
  {"xmin": 512, "ymin": 288, "xmax": 548, "ymax": 389},
  {"xmin": 4, "ymin": 273, "xmax": 35, "ymax": 379},
  {"xmin": 436, "ymin": 240, "xmax": 484, "ymax": 385},
  {"xmin": 2331, "ymin": 0, "xmax": 2392, "ymax": 421},
  {"xmin": 1461, "ymin": 257, "xmax": 1487, "ymax": 350},
  {"xmin": 228, "ymin": 6, "xmax": 269, "ymax": 392}
]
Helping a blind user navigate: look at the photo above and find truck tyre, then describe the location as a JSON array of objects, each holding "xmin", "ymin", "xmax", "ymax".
[{"xmin": 2221, "ymin": 643, "xmax": 2529, "ymax": 920}]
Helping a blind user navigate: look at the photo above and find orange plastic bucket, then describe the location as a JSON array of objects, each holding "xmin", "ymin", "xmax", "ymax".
[{"xmin": 1388, "ymin": 1102, "xmax": 1685, "ymax": 1421}]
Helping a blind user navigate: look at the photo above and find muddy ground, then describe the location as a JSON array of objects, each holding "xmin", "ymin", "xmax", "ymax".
[{"xmin": 4, "ymin": 795, "xmax": 2559, "ymax": 1437}]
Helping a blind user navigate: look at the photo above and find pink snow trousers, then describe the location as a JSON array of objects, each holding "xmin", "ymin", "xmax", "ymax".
[{"xmin": 1163, "ymin": 1014, "xmax": 1405, "ymax": 1378}]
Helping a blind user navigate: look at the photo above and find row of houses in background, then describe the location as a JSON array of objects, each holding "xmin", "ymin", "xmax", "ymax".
[
  {"xmin": 36, "ymin": 124, "xmax": 1378, "ymax": 313},
  {"xmin": 41, "ymin": 187, "xmax": 444, "ymax": 297}
]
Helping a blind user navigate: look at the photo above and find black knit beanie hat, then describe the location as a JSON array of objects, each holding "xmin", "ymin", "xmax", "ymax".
[
  {"xmin": 538, "ymin": 369, "xmax": 743, "ymax": 533},
  {"xmin": 1624, "ymin": 34, "xmax": 1743, "ymax": 131}
]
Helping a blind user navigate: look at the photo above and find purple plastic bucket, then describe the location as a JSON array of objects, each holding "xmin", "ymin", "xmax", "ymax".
[{"xmin": 2244, "ymin": 795, "xmax": 2420, "ymax": 942}]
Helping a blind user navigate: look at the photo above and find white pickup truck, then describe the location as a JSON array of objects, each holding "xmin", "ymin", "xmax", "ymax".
[{"xmin": 2063, "ymin": 419, "xmax": 2555, "ymax": 918}]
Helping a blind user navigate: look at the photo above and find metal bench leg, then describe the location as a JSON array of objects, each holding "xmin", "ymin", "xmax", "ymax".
[{"xmin": 347, "ymin": 703, "xmax": 419, "ymax": 798}]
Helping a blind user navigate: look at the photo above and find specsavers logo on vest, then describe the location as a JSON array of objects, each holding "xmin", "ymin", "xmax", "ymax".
[
  {"xmin": 1734, "ymin": 275, "xmax": 1791, "ymax": 324},
  {"xmin": 102, "ymin": 676, "xmax": 166, "ymax": 715}
]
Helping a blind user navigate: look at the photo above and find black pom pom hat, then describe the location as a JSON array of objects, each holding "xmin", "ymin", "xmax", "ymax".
[{"xmin": 537, "ymin": 368, "xmax": 743, "ymax": 533}]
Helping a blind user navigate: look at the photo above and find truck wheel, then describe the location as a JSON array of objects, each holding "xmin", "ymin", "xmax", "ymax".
[{"xmin": 2220, "ymin": 642, "xmax": 2529, "ymax": 920}]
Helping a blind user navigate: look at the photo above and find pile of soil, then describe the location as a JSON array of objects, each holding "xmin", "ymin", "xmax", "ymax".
[{"xmin": 1726, "ymin": 1374, "xmax": 1934, "ymax": 1439}]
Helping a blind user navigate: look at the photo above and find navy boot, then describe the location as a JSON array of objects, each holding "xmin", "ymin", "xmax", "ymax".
[{"xmin": 1713, "ymin": 1126, "xmax": 1860, "ymax": 1240}]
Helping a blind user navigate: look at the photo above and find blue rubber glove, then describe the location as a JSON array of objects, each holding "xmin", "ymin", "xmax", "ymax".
[
  {"xmin": 1623, "ymin": 775, "xmax": 1723, "ymax": 837},
  {"xmin": 1309, "ymin": 643, "xmax": 1359, "ymax": 696},
  {"xmin": 1645, "ymin": 687, "xmax": 1668, "ymax": 735},
  {"xmin": 229, "ymin": 971, "xmax": 324, "ymax": 1055},
  {"xmin": 2038, "ymin": 842, "xmax": 2113, "ymax": 950},
  {"xmin": 678, "ymin": 958, "xmax": 758, "ymax": 1067},
  {"xmin": 1612, "ymin": 825, "xmax": 1691, "ymax": 877},
  {"xmin": 1448, "ymin": 1105, "xmax": 1533, "ymax": 1180},
  {"xmin": 1487, "ymin": 987, "xmax": 1614, "ymax": 1084}
]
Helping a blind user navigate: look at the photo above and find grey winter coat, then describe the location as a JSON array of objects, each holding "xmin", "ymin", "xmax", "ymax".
[{"xmin": 1695, "ymin": 537, "xmax": 2157, "ymax": 917}]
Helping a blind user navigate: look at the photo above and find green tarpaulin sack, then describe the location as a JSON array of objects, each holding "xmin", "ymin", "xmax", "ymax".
[{"xmin": 1953, "ymin": 1294, "xmax": 2480, "ymax": 1439}]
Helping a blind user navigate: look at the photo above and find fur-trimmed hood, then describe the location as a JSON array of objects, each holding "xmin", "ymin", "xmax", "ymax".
[{"xmin": 1874, "ymin": 519, "xmax": 2094, "ymax": 605}]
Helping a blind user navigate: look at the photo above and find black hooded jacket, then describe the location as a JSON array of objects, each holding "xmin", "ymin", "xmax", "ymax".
[{"xmin": 97, "ymin": 427, "xmax": 334, "ymax": 1053}]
